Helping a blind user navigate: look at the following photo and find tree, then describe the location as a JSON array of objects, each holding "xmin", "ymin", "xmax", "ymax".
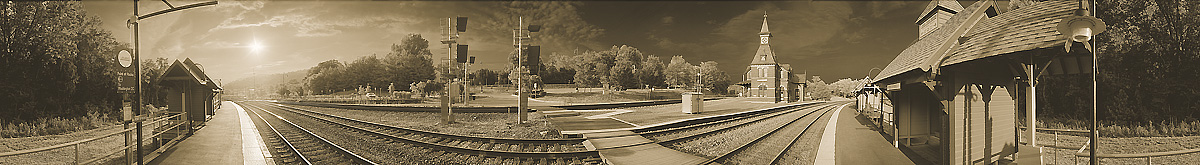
[
  {"xmin": 142, "ymin": 58, "xmax": 171, "ymax": 106},
  {"xmin": 698, "ymin": 61, "xmax": 730, "ymax": 94},
  {"xmin": 665, "ymin": 56, "xmax": 697, "ymax": 88},
  {"xmin": 610, "ymin": 45, "xmax": 643, "ymax": 90},
  {"xmin": 471, "ymin": 69, "xmax": 501, "ymax": 85},
  {"xmin": 639, "ymin": 55, "xmax": 667, "ymax": 88},
  {"xmin": 807, "ymin": 76, "xmax": 830, "ymax": 100},
  {"xmin": 1, "ymin": 1, "xmax": 125, "ymax": 122},
  {"xmin": 571, "ymin": 50, "xmax": 610, "ymax": 87},
  {"xmin": 384, "ymin": 34, "xmax": 436, "ymax": 91}
]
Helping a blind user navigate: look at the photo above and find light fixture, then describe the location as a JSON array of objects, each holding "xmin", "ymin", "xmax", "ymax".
[{"xmin": 1056, "ymin": 9, "xmax": 1106, "ymax": 53}]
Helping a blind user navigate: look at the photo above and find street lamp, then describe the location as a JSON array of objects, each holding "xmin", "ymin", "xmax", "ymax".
[
  {"xmin": 1054, "ymin": 1, "xmax": 1104, "ymax": 164},
  {"xmin": 127, "ymin": 1, "xmax": 218, "ymax": 164}
]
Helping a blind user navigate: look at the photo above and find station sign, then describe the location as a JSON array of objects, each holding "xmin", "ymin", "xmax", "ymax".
[{"xmin": 116, "ymin": 50, "xmax": 136, "ymax": 93}]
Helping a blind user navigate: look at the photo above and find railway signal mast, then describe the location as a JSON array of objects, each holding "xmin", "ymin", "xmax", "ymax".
[
  {"xmin": 513, "ymin": 17, "xmax": 541, "ymax": 123},
  {"xmin": 441, "ymin": 16, "xmax": 468, "ymax": 124}
]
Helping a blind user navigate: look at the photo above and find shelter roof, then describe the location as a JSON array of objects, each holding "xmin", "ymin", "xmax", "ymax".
[
  {"xmin": 942, "ymin": 1, "xmax": 1079, "ymax": 66},
  {"xmin": 875, "ymin": 1, "xmax": 988, "ymax": 83}
]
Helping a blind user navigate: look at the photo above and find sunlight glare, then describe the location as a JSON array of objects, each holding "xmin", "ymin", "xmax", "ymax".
[{"xmin": 249, "ymin": 39, "xmax": 264, "ymax": 54}]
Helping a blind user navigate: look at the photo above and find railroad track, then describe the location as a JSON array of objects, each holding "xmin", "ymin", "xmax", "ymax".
[
  {"xmin": 243, "ymin": 101, "xmax": 376, "ymax": 165},
  {"xmin": 632, "ymin": 102, "xmax": 839, "ymax": 143},
  {"xmin": 703, "ymin": 102, "xmax": 841, "ymax": 165},
  {"xmin": 244, "ymin": 101, "xmax": 605, "ymax": 164},
  {"xmin": 624, "ymin": 101, "xmax": 843, "ymax": 164}
]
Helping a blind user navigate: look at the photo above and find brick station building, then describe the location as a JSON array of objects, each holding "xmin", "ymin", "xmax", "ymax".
[{"xmin": 737, "ymin": 13, "xmax": 805, "ymax": 103}]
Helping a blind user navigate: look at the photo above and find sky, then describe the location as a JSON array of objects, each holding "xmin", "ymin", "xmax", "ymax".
[{"xmin": 81, "ymin": 1, "xmax": 1003, "ymax": 84}]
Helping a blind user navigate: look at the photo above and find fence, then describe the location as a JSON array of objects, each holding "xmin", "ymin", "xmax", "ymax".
[
  {"xmin": 0, "ymin": 112, "xmax": 190, "ymax": 164},
  {"xmin": 1018, "ymin": 126, "xmax": 1200, "ymax": 164}
]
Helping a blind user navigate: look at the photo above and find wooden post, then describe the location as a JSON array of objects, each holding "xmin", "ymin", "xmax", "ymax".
[{"xmin": 1028, "ymin": 64, "xmax": 1037, "ymax": 147}]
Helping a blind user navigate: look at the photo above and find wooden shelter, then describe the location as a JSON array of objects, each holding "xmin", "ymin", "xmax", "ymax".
[
  {"xmin": 871, "ymin": 0, "xmax": 1096, "ymax": 164},
  {"xmin": 157, "ymin": 58, "xmax": 222, "ymax": 130}
]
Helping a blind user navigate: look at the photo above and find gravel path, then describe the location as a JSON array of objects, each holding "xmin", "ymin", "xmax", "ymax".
[
  {"xmin": 285, "ymin": 104, "xmax": 564, "ymax": 139},
  {"xmin": 666, "ymin": 106, "xmax": 819, "ymax": 158}
]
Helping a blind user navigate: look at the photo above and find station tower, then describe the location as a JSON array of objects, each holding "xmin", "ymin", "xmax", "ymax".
[{"xmin": 740, "ymin": 12, "xmax": 801, "ymax": 103}]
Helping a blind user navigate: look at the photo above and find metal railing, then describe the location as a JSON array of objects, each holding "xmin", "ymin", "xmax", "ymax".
[
  {"xmin": 0, "ymin": 112, "xmax": 188, "ymax": 164},
  {"xmin": 1018, "ymin": 126, "xmax": 1200, "ymax": 164}
]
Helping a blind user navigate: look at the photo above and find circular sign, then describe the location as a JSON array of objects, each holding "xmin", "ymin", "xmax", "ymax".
[{"xmin": 118, "ymin": 50, "xmax": 132, "ymax": 68}]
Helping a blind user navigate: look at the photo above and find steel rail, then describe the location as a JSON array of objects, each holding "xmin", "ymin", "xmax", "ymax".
[
  {"xmin": 651, "ymin": 102, "xmax": 838, "ymax": 144},
  {"xmin": 703, "ymin": 104, "xmax": 835, "ymax": 164},
  {"xmin": 248, "ymin": 102, "xmax": 602, "ymax": 160},
  {"xmin": 244, "ymin": 103, "xmax": 377, "ymax": 165},
  {"xmin": 269, "ymin": 102, "xmax": 587, "ymax": 143},
  {"xmin": 769, "ymin": 102, "xmax": 843, "ymax": 165}
]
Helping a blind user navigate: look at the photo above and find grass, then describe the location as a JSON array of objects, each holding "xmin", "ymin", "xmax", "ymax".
[
  {"xmin": 1038, "ymin": 117, "xmax": 1200, "ymax": 137},
  {"xmin": 0, "ymin": 111, "xmax": 114, "ymax": 138}
]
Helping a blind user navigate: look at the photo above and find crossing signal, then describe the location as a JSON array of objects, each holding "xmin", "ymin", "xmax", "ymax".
[
  {"xmin": 457, "ymin": 45, "xmax": 468, "ymax": 63},
  {"xmin": 525, "ymin": 46, "xmax": 540, "ymax": 75},
  {"xmin": 456, "ymin": 17, "xmax": 468, "ymax": 32}
]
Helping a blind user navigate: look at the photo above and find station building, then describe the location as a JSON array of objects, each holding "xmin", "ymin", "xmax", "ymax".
[
  {"xmin": 737, "ymin": 13, "xmax": 805, "ymax": 103},
  {"xmin": 157, "ymin": 58, "xmax": 222, "ymax": 132},
  {"xmin": 871, "ymin": 0, "xmax": 1098, "ymax": 164}
]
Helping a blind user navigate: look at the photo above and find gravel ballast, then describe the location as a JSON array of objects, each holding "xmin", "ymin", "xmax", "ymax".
[
  {"xmin": 285, "ymin": 104, "xmax": 565, "ymax": 139},
  {"xmin": 666, "ymin": 106, "xmax": 819, "ymax": 158}
]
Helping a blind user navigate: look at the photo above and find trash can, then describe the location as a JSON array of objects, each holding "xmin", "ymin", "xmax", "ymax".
[{"xmin": 682, "ymin": 92, "xmax": 703, "ymax": 114}]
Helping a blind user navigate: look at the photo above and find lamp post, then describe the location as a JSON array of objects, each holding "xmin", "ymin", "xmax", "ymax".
[
  {"xmin": 1055, "ymin": 1, "xmax": 1105, "ymax": 164},
  {"xmin": 128, "ymin": 1, "xmax": 218, "ymax": 164}
]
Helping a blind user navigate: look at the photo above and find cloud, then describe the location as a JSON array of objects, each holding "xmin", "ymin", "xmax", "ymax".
[
  {"xmin": 661, "ymin": 16, "xmax": 675, "ymax": 25},
  {"xmin": 207, "ymin": 2, "xmax": 424, "ymax": 37},
  {"xmin": 472, "ymin": 1, "xmax": 607, "ymax": 53},
  {"xmin": 195, "ymin": 41, "xmax": 243, "ymax": 49},
  {"xmin": 253, "ymin": 60, "xmax": 287, "ymax": 69}
]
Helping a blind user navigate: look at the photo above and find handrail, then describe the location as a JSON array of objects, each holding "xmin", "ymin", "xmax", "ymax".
[
  {"xmin": 1014, "ymin": 125, "xmax": 1200, "ymax": 162},
  {"xmin": 0, "ymin": 113, "xmax": 183, "ymax": 157},
  {"xmin": 1018, "ymin": 126, "xmax": 1091, "ymax": 133},
  {"xmin": 1074, "ymin": 147, "xmax": 1200, "ymax": 158}
]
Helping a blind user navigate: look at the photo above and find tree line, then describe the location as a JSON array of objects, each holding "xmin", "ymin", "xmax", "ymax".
[{"xmin": 1, "ymin": 2, "xmax": 128, "ymax": 122}]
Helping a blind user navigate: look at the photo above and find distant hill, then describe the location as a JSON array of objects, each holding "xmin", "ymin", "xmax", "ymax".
[{"xmin": 223, "ymin": 69, "xmax": 308, "ymax": 97}]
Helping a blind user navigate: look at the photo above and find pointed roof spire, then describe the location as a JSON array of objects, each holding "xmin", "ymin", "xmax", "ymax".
[{"xmin": 759, "ymin": 11, "xmax": 771, "ymax": 35}]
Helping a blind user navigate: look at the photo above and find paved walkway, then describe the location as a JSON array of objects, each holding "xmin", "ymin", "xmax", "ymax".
[
  {"xmin": 581, "ymin": 131, "xmax": 706, "ymax": 165},
  {"xmin": 815, "ymin": 103, "xmax": 918, "ymax": 165},
  {"xmin": 150, "ymin": 101, "xmax": 268, "ymax": 165}
]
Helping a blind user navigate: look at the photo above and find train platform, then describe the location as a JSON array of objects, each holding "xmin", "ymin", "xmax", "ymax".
[
  {"xmin": 816, "ymin": 103, "xmax": 924, "ymax": 165},
  {"xmin": 149, "ymin": 101, "xmax": 269, "ymax": 165},
  {"xmin": 581, "ymin": 131, "xmax": 707, "ymax": 165}
]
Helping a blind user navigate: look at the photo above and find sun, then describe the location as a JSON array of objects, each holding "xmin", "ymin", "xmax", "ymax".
[{"xmin": 249, "ymin": 39, "xmax": 265, "ymax": 53}]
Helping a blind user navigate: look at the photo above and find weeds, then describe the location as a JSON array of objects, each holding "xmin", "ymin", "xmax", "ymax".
[
  {"xmin": 1038, "ymin": 117, "xmax": 1200, "ymax": 137},
  {"xmin": 0, "ymin": 111, "xmax": 116, "ymax": 138}
]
